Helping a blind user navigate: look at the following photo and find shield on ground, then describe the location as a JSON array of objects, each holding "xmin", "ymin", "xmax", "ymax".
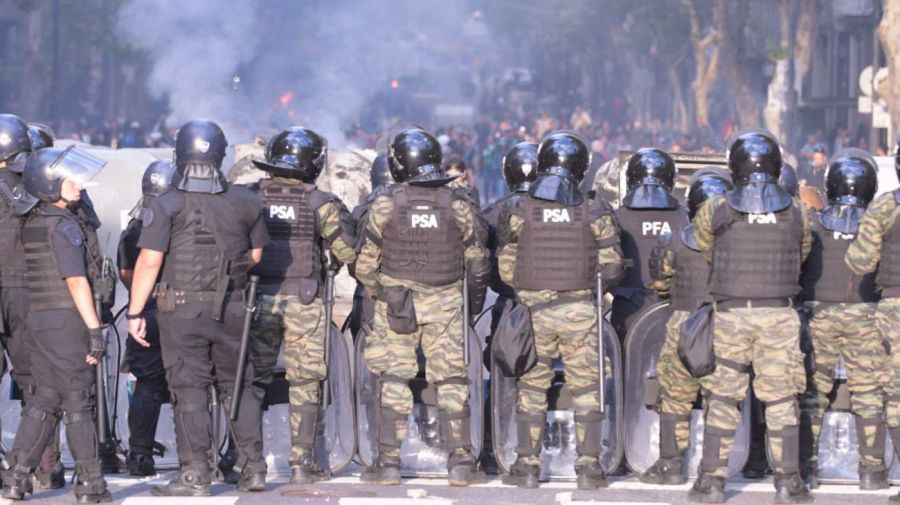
[
  {"xmin": 355, "ymin": 323, "xmax": 484, "ymax": 476},
  {"xmin": 818, "ymin": 359, "xmax": 894, "ymax": 483},
  {"xmin": 622, "ymin": 301, "xmax": 751, "ymax": 477},
  {"xmin": 491, "ymin": 320, "xmax": 623, "ymax": 480}
]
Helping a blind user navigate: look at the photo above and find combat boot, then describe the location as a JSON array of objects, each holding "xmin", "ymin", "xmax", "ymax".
[
  {"xmin": 687, "ymin": 473, "xmax": 725, "ymax": 504},
  {"xmin": 360, "ymin": 453, "xmax": 401, "ymax": 486},
  {"xmin": 1, "ymin": 465, "xmax": 34, "ymax": 500},
  {"xmin": 447, "ymin": 450, "xmax": 485, "ymax": 487},
  {"xmin": 800, "ymin": 460, "xmax": 818, "ymax": 489},
  {"xmin": 217, "ymin": 443, "xmax": 240, "ymax": 484},
  {"xmin": 640, "ymin": 457, "xmax": 685, "ymax": 485},
  {"xmin": 33, "ymin": 461, "xmax": 66, "ymax": 490},
  {"xmin": 98, "ymin": 441, "xmax": 124, "ymax": 475},
  {"xmin": 575, "ymin": 460, "xmax": 607, "ymax": 490},
  {"xmin": 501, "ymin": 457, "xmax": 540, "ymax": 489},
  {"xmin": 858, "ymin": 467, "xmax": 888, "ymax": 491},
  {"xmin": 150, "ymin": 462, "xmax": 211, "ymax": 497},
  {"xmin": 236, "ymin": 459, "xmax": 266, "ymax": 492},
  {"xmin": 126, "ymin": 451, "xmax": 156, "ymax": 477},
  {"xmin": 773, "ymin": 472, "xmax": 813, "ymax": 504},
  {"xmin": 73, "ymin": 463, "xmax": 112, "ymax": 504},
  {"xmin": 291, "ymin": 451, "xmax": 328, "ymax": 484}
]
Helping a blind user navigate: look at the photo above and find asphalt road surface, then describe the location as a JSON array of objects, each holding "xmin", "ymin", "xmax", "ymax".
[{"xmin": 15, "ymin": 471, "xmax": 900, "ymax": 505}]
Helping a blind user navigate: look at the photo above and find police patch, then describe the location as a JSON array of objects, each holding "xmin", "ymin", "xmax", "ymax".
[
  {"xmin": 409, "ymin": 211, "xmax": 439, "ymax": 229},
  {"xmin": 142, "ymin": 208, "xmax": 155, "ymax": 227},
  {"xmin": 62, "ymin": 224, "xmax": 83, "ymax": 246}
]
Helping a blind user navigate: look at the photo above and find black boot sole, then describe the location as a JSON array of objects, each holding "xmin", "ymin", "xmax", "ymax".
[
  {"xmin": 75, "ymin": 490, "xmax": 112, "ymax": 504},
  {"xmin": 773, "ymin": 491, "xmax": 813, "ymax": 505},
  {"xmin": 576, "ymin": 475, "xmax": 608, "ymax": 490},
  {"xmin": 687, "ymin": 489, "xmax": 725, "ymax": 504},
  {"xmin": 639, "ymin": 472, "xmax": 686, "ymax": 485}
]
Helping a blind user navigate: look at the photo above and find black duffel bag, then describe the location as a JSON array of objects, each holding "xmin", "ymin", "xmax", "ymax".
[
  {"xmin": 677, "ymin": 303, "xmax": 716, "ymax": 378},
  {"xmin": 492, "ymin": 299, "xmax": 537, "ymax": 378}
]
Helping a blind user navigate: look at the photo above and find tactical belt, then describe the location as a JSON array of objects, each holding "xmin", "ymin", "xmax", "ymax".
[
  {"xmin": 154, "ymin": 283, "xmax": 240, "ymax": 312},
  {"xmin": 715, "ymin": 297, "xmax": 792, "ymax": 311}
]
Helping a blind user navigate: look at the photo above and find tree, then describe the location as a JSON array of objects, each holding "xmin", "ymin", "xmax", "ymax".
[
  {"xmin": 681, "ymin": 0, "xmax": 719, "ymax": 128},
  {"xmin": 714, "ymin": 0, "xmax": 762, "ymax": 128},
  {"xmin": 879, "ymin": 0, "xmax": 900, "ymax": 136}
]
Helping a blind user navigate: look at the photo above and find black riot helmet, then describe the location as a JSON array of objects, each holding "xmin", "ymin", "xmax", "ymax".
[
  {"xmin": 778, "ymin": 162, "xmax": 799, "ymax": 197},
  {"xmin": 625, "ymin": 148, "xmax": 677, "ymax": 192},
  {"xmin": 23, "ymin": 146, "xmax": 106, "ymax": 203},
  {"xmin": 825, "ymin": 148, "xmax": 878, "ymax": 207},
  {"xmin": 252, "ymin": 126, "xmax": 327, "ymax": 182},
  {"xmin": 622, "ymin": 147, "xmax": 678, "ymax": 210},
  {"xmin": 142, "ymin": 159, "xmax": 177, "ymax": 203},
  {"xmin": 173, "ymin": 119, "xmax": 228, "ymax": 193},
  {"xmin": 502, "ymin": 141, "xmax": 538, "ymax": 192},
  {"xmin": 529, "ymin": 131, "xmax": 590, "ymax": 205},
  {"xmin": 130, "ymin": 159, "xmax": 176, "ymax": 220},
  {"xmin": 388, "ymin": 127, "xmax": 452, "ymax": 187},
  {"xmin": 370, "ymin": 152, "xmax": 391, "ymax": 188},
  {"xmin": 27, "ymin": 123, "xmax": 55, "ymax": 151},
  {"xmin": 0, "ymin": 114, "xmax": 31, "ymax": 165},
  {"xmin": 174, "ymin": 119, "xmax": 227, "ymax": 168},
  {"xmin": 686, "ymin": 170, "xmax": 733, "ymax": 220},
  {"xmin": 727, "ymin": 129, "xmax": 782, "ymax": 185}
]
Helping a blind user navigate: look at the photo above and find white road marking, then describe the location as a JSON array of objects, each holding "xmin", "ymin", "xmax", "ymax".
[
  {"xmin": 121, "ymin": 498, "xmax": 238, "ymax": 505},
  {"xmin": 340, "ymin": 499, "xmax": 454, "ymax": 505}
]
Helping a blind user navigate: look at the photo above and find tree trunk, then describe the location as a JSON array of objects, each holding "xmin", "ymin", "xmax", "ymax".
[
  {"xmin": 670, "ymin": 64, "xmax": 691, "ymax": 133},
  {"xmin": 682, "ymin": 0, "xmax": 720, "ymax": 128},
  {"xmin": 764, "ymin": 0, "xmax": 791, "ymax": 140},
  {"xmin": 714, "ymin": 0, "xmax": 761, "ymax": 129},
  {"xmin": 879, "ymin": 0, "xmax": 900, "ymax": 136}
]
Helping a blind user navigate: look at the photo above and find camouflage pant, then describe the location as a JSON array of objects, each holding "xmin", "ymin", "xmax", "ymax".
[
  {"xmin": 656, "ymin": 310, "xmax": 699, "ymax": 453},
  {"xmin": 249, "ymin": 294, "xmax": 327, "ymax": 465},
  {"xmin": 875, "ymin": 298, "xmax": 900, "ymax": 428},
  {"xmin": 365, "ymin": 284, "xmax": 468, "ymax": 459},
  {"xmin": 699, "ymin": 306, "xmax": 806, "ymax": 477},
  {"xmin": 516, "ymin": 297, "xmax": 602, "ymax": 467},
  {"xmin": 799, "ymin": 302, "xmax": 888, "ymax": 468}
]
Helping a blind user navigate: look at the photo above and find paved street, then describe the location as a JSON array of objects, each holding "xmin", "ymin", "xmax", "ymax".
[{"xmin": 14, "ymin": 471, "xmax": 900, "ymax": 505}]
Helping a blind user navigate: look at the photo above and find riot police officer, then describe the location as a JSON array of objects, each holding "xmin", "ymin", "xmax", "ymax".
[
  {"xmin": 348, "ymin": 153, "xmax": 392, "ymax": 340},
  {"xmin": 643, "ymin": 169, "xmax": 732, "ymax": 485},
  {"xmin": 799, "ymin": 149, "xmax": 885, "ymax": 490},
  {"xmin": 0, "ymin": 114, "xmax": 64, "ymax": 490},
  {"xmin": 496, "ymin": 131, "xmax": 625, "ymax": 490},
  {"xmin": 612, "ymin": 148, "xmax": 689, "ymax": 340},
  {"xmin": 247, "ymin": 127, "xmax": 356, "ymax": 484},
  {"xmin": 690, "ymin": 129, "xmax": 812, "ymax": 504},
  {"xmin": 355, "ymin": 127, "xmax": 489, "ymax": 486},
  {"xmin": 126, "ymin": 120, "xmax": 269, "ymax": 496},
  {"xmin": 845, "ymin": 135, "xmax": 900, "ymax": 502},
  {"xmin": 117, "ymin": 160, "xmax": 176, "ymax": 476},
  {"xmin": 1, "ymin": 146, "xmax": 111, "ymax": 503}
]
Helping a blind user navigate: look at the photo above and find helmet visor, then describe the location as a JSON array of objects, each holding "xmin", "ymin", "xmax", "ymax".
[{"xmin": 50, "ymin": 146, "xmax": 106, "ymax": 188}]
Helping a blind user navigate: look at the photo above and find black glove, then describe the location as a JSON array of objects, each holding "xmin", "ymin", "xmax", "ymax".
[{"xmin": 89, "ymin": 327, "xmax": 106, "ymax": 361}]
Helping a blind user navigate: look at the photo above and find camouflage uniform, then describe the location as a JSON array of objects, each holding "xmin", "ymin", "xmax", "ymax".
[
  {"xmin": 692, "ymin": 195, "xmax": 812, "ymax": 479},
  {"xmin": 248, "ymin": 178, "xmax": 356, "ymax": 466},
  {"xmin": 846, "ymin": 192, "xmax": 900, "ymax": 442},
  {"xmin": 799, "ymin": 302, "xmax": 888, "ymax": 470},
  {"xmin": 496, "ymin": 199, "xmax": 625, "ymax": 469},
  {"xmin": 649, "ymin": 250, "xmax": 700, "ymax": 454},
  {"xmin": 355, "ymin": 190, "xmax": 487, "ymax": 462}
]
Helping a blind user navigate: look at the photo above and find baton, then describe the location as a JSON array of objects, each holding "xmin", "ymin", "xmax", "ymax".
[
  {"xmin": 230, "ymin": 275, "xmax": 259, "ymax": 421},
  {"xmin": 94, "ymin": 293, "xmax": 109, "ymax": 445},
  {"xmin": 463, "ymin": 270, "xmax": 470, "ymax": 366},
  {"xmin": 597, "ymin": 272, "xmax": 606, "ymax": 415},
  {"xmin": 323, "ymin": 265, "xmax": 335, "ymax": 408}
]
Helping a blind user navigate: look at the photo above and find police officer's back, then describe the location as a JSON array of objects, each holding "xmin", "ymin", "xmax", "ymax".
[
  {"xmin": 612, "ymin": 148, "xmax": 689, "ymax": 338},
  {"xmin": 126, "ymin": 120, "xmax": 270, "ymax": 496}
]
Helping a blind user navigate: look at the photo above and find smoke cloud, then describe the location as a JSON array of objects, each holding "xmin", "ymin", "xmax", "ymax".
[{"xmin": 116, "ymin": 0, "xmax": 499, "ymax": 147}]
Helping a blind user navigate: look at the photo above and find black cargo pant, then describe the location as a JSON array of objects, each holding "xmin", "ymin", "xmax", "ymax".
[
  {"xmin": 123, "ymin": 305, "xmax": 168, "ymax": 458},
  {"xmin": 156, "ymin": 300, "xmax": 265, "ymax": 474},
  {"xmin": 7, "ymin": 309, "xmax": 102, "ymax": 490},
  {"xmin": 0, "ymin": 287, "xmax": 62, "ymax": 475}
]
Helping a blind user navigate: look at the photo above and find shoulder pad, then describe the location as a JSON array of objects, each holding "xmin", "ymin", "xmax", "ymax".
[{"xmin": 57, "ymin": 218, "xmax": 84, "ymax": 247}]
